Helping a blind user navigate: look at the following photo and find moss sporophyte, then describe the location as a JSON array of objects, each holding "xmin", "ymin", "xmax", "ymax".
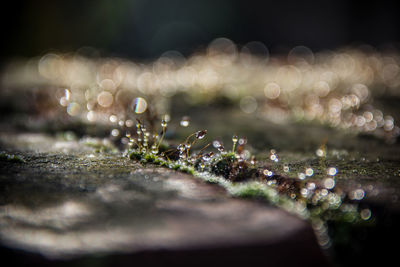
[{"xmin": 125, "ymin": 116, "xmax": 371, "ymax": 248}]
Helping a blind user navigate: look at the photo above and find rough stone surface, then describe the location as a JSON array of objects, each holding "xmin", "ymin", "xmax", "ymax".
[
  {"xmin": 2, "ymin": 97, "xmax": 400, "ymax": 266},
  {"xmin": 0, "ymin": 133, "xmax": 328, "ymax": 266}
]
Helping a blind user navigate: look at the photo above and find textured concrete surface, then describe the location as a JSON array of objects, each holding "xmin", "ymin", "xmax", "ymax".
[{"xmin": 0, "ymin": 133, "xmax": 328, "ymax": 266}]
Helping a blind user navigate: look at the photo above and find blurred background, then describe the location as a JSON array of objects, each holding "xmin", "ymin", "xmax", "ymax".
[{"xmin": 1, "ymin": 0, "xmax": 399, "ymax": 61}]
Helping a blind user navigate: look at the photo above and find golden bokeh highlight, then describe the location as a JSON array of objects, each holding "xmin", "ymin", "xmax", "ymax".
[{"xmin": 1, "ymin": 39, "xmax": 399, "ymax": 142}]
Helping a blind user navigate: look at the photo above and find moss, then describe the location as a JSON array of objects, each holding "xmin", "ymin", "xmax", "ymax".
[
  {"xmin": 234, "ymin": 184, "xmax": 267, "ymax": 199},
  {"xmin": 125, "ymin": 119, "xmax": 375, "ymax": 240},
  {"xmin": 172, "ymin": 164, "xmax": 181, "ymax": 170},
  {"xmin": 180, "ymin": 166, "xmax": 195, "ymax": 175},
  {"xmin": 81, "ymin": 138, "xmax": 117, "ymax": 153},
  {"xmin": 153, "ymin": 158, "xmax": 163, "ymax": 164},
  {"xmin": 211, "ymin": 152, "xmax": 238, "ymax": 178},
  {"xmin": 127, "ymin": 144, "xmax": 372, "ymax": 228},
  {"xmin": 0, "ymin": 152, "xmax": 25, "ymax": 163},
  {"xmin": 129, "ymin": 151, "xmax": 143, "ymax": 160},
  {"xmin": 228, "ymin": 182, "xmax": 280, "ymax": 203},
  {"xmin": 144, "ymin": 153, "xmax": 156, "ymax": 162},
  {"xmin": 204, "ymin": 179, "xmax": 219, "ymax": 184},
  {"xmin": 160, "ymin": 161, "xmax": 169, "ymax": 167}
]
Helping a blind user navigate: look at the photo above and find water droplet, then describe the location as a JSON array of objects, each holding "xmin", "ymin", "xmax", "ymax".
[
  {"xmin": 161, "ymin": 119, "xmax": 168, "ymax": 128},
  {"xmin": 213, "ymin": 140, "xmax": 224, "ymax": 152},
  {"xmin": 121, "ymin": 137, "xmax": 129, "ymax": 145},
  {"xmin": 327, "ymin": 167, "xmax": 337, "ymax": 176},
  {"xmin": 111, "ymin": 129, "xmax": 120, "ymax": 137},
  {"xmin": 87, "ymin": 111, "xmax": 96, "ymax": 122},
  {"xmin": 269, "ymin": 149, "xmax": 279, "ymax": 162},
  {"xmin": 202, "ymin": 152, "xmax": 214, "ymax": 162},
  {"xmin": 316, "ymin": 148, "xmax": 325, "ymax": 157},
  {"xmin": 163, "ymin": 114, "xmax": 171, "ymax": 122},
  {"xmin": 151, "ymin": 145, "xmax": 158, "ymax": 154},
  {"xmin": 195, "ymin": 130, "xmax": 207, "ymax": 139},
  {"xmin": 109, "ymin": 115, "xmax": 118, "ymax": 123},
  {"xmin": 264, "ymin": 82, "xmax": 281, "ymax": 99},
  {"xmin": 360, "ymin": 209, "xmax": 371, "ymax": 220},
  {"xmin": 283, "ymin": 164, "xmax": 290, "ymax": 172},
  {"xmin": 238, "ymin": 137, "xmax": 247, "ymax": 145},
  {"xmin": 298, "ymin": 173, "xmax": 306, "ymax": 180},
  {"xmin": 64, "ymin": 89, "xmax": 71, "ymax": 100},
  {"xmin": 60, "ymin": 97, "xmax": 69, "ymax": 107},
  {"xmin": 232, "ymin": 135, "xmax": 238, "ymax": 143},
  {"xmin": 301, "ymin": 188, "xmax": 310, "ymax": 198},
  {"xmin": 263, "ymin": 169, "xmax": 273, "ymax": 177},
  {"xmin": 128, "ymin": 138, "xmax": 135, "ymax": 148},
  {"xmin": 177, "ymin": 144, "xmax": 185, "ymax": 152},
  {"xmin": 240, "ymin": 96, "xmax": 257, "ymax": 114},
  {"xmin": 323, "ymin": 178, "xmax": 336, "ymax": 189},
  {"xmin": 67, "ymin": 102, "xmax": 80, "ymax": 116},
  {"xmin": 60, "ymin": 89, "xmax": 71, "ymax": 106},
  {"xmin": 305, "ymin": 168, "xmax": 314, "ymax": 176},
  {"xmin": 200, "ymin": 161, "xmax": 205, "ymax": 170},
  {"xmin": 132, "ymin": 97, "xmax": 147, "ymax": 114},
  {"xmin": 241, "ymin": 150, "xmax": 251, "ymax": 160},
  {"xmin": 180, "ymin": 116, "xmax": 190, "ymax": 127},
  {"xmin": 250, "ymin": 156, "xmax": 256, "ymax": 165},
  {"xmin": 350, "ymin": 189, "xmax": 365, "ymax": 200},
  {"xmin": 307, "ymin": 182, "xmax": 316, "ymax": 190},
  {"xmin": 320, "ymin": 189, "xmax": 328, "ymax": 196},
  {"xmin": 125, "ymin": 119, "xmax": 134, "ymax": 127},
  {"xmin": 97, "ymin": 91, "xmax": 113, "ymax": 108}
]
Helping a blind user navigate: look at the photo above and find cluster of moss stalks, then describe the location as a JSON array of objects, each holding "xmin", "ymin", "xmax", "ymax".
[{"xmin": 126, "ymin": 117, "xmax": 371, "ymax": 248}]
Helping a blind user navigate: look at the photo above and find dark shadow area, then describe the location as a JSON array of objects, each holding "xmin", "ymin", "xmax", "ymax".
[{"xmin": 1, "ymin": 0, "xmax": 399, "ymax": 61}]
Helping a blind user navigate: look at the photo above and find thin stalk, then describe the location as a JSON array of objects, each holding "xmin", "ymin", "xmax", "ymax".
[
  {"xmin": 157, "ymin": 127, "xmax": 166, "ymax": 150},
  {"xmin": 130, "ymin": 138, "xmax": 139, "ymax": 147},
  {"xmin": 137, "ymin": 134, "xmax": 142, "ymax": 152},
  {"xmin": 198, "ymin": 143, "xmax": 211, "ymax": 155},
  {"xmin": 184, "ymin": 132, "xmax": 196, "ymax": 144},
  {"xmin": 232, "ymin": 135, "xmax": 238, "ymax": 154}
]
